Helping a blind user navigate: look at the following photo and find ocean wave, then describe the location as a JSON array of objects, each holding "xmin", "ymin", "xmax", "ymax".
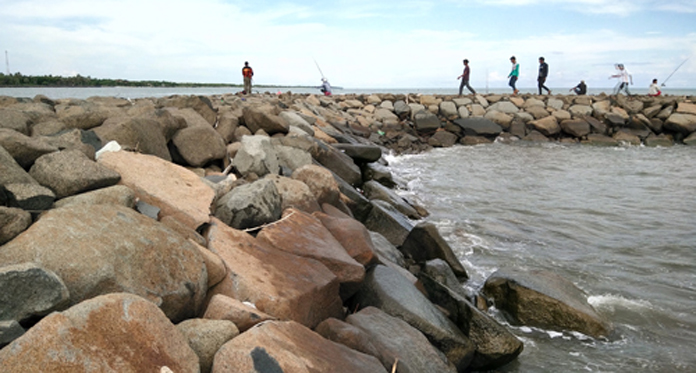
[{"xmin": 588, "ymin": 294, "xmax": 656, "ymax": 313}]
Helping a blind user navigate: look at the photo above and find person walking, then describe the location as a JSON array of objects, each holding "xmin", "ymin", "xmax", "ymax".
[
  {"xmin": 508, "ymin": 56, "xmax": 519, "ymax": 96},
  {"xmin": 570, "ymin": 80, "xmax": 587, "ymax": 95},
  {"xmin": 457, "ymin": 59, "xmax": 476, "ymax": 95},
  {"xmin": 648, "ymin": 79, "xmax": 662, "ymax": 96},
  {"xmin": 537, "ymin": 57, "xmax": 551, "ymax": 95},
  {"xmin": 610, "ymin": 64, "xmax": 632, "ymax": 95},
  {"xmin": 242, "ymin": 61, "xmax": 254, "ymax": 94}
]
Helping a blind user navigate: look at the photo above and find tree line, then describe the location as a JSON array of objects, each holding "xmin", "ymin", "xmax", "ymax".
[{"xmin": 0, "ymin": 72, "xmax": 236, "ymax": 87}]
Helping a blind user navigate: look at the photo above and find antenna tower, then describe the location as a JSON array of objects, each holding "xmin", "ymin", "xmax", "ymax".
[{"xmin": 5, "ymin": 51, "xmax": 9, "ymax": 74}]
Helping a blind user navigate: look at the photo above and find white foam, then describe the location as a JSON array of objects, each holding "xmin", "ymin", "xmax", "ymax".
[{"xmin": 588, "ymin": 294, "xmax": 655, "ymax": 312}]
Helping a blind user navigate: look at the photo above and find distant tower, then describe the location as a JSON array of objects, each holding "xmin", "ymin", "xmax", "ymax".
[{"xmin": 4, "ymin": 51, "xmax": 9, "ymax": 74}]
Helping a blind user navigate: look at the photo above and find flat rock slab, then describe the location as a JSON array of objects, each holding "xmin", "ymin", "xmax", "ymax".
[
  {"xmin": 204, "ymin": 218, "xmax": 343, "ymax": 329},
  {"xmin": 212, "ymin": 320, "xmax": 388, "ymax": 373},
  {"xmin": 453, "ymin": 117, "xmax": 503, "ymax": 137},
  {"xmin": 0, "ymin": 293, "xmax": 199, "ymax": 373},
  {"xmin": 0, "ymin": 204, "xmax": 208, "ymax": 322},
  {"xmin": 332, "ymin": 143, "xmax": 383, "ymax": 163},
  {"xmin": 98, "ymin": 150, "xmax": 215, "ymax": 230},
  {"xmin": 483, "ymin": 268, "xmax": 612, "ymax": 338}
]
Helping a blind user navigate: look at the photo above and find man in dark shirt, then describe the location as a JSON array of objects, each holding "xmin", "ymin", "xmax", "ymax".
[
  {"xmin": 457, "ymin": 59, "xmax": 476, "ymax": 96},
  {"xmin": 537, "ymin": 57, "xmax": 551, "ymax": 95},
  {"xmin": 242, "ymin": 61, "xmax": 253, "ymax": 94},
  {"xmin": 570, "ymin": 80, "xmax": 587, "ymax": 95}
]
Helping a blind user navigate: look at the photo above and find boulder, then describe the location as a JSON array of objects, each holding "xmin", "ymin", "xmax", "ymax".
[
  {"xmin": 524, "ymin": 98, "xmax": 545, "ymax": 108},
  {"xmin": 257, "ymin": 208, "xmax": 365, "ymax": 298},
  {"xmin": 400, "ymin": 222, "xmax": 468, "ymax": 279},
  {"xmin": 676, "ymin": 102, "xmax": 696, "ymax": 116},
  {"xmin": 414, "ymin": 110, "xmax": 441, "ymax": 134},
  {"xmin": 604, "ymin": 112, "xmax": 626, "ymax": 127},
  {"xmin": 347, "ymin": 307, "xmax": 456, "ymax": 373},
  {"xmin": 483, "ymin": 268, "xmax": 612, "ymax": 338},
  {"xmin": 370, "ymin": 231, "xmax": 407, "ymax": 268},
  {"xmin": 363, "ymin": 162, "xmax": 396, "ymax": 188},
  {"xmin": 160, "ymin": 95, "xmax": 217, "ymax": 125},
  {"xmin": 55, "ymin": 101, "xmax": 113, "ymax": 130},
  {"xmin": 428, "ymin": 130, "xmax": 459, "ymax": 147},
  {"xmin": 440, "ymin": 101, "xmax": 459, "ymax": 119},
  {"xmin": 204, "ymin": 218, "xmax": 344, "ymax": 328},
  {"xmin": 93, "ymin": 117, "xmax": 172, "ymax": 161},
  {"xmin": 216, "ymin": 111, "xmax": 241, "ymax": 141},
  {"xmin": 0, "ymin": 128, "xmax": 58, "ymax": 168},
  {"xmin": 475, "ymin": 94, "xmax": 489, "ymax": 108},
  {"xmin": 234, "ymin": 135, "xmax": 280, "ymax": 177},
  {"xmin": 204, "ymin": 294, "xmax": 276, "ymax": 332},
  {"xmin": 0, "ymin": 320, "xmax": 24, "ymax": 347},
  {"xmin": 312, "ymin": 210, "xmax": 377, "ymax": 266},
  {"xmin": 3, "ymin": 182, "xmax": 55, "ymax": 211},
  {"xmin": 664, "ymin": 113, "xmax": 696, "ymax": 135},
  {"xmin": 488, "ymin": 101, "xmax": 519, "ymax": 114},
  {"xmin": 643, "ymin": 104, "xmax": 663, "ymax": 119},
  {"xmin": 363, "ymin": 200, "xmax": 414, "ymax": 246},
  {"xmin": 363, "ymin": 180, "xmax": 419, "ymax": 219},
  {"xmin": 591, "ymin": 101, "xmax": 611, "ymax": 118},
  {"xmin": 420, "ymin": 95, "xmax": 442, "ymax": 107},
  {"xmin": 547, "ymin": 98, "xmax": 564, "ymax": 110},
  {"xmin": 311, "ymin": 141, "xmax": 362, "ymax": 186},
  {"xmin": 525, "ymin": 105, "xmax": 551, "ymax": 119},
  {"xmin": 212, "ymin": 320, "xmax": 388, "ymax": 373},
  {"xmin": 585, "ymin": 116, "xmax": 608, "ymax": 134},
  {"xmin": 0, "ymin": 207, "xmax": 32, "ymax": 245},
  {"xmin": 394, "ymin": 100, "xmax": 411, "ymax": 118},
  {"xmin": 453, "ymin": 117, "xmax": 503, "ymax": 137},
  {"xmin": 136, "ymin": 108, "xmax": 187, "ymax": 141},
  {"xmin": 418, "ymin": 273, "xmax": 523, "ymax": 371},
  {"xmin": 332, "ymin": 143, "xmax": 382, "ymax": 163},
  {"xmin": 176, "ymin": 318, "xmax": 239, "ymax": 373},
  {"xmin": 167, "ymin": 107, "xmax": 210, "ymax": 130},
  {"xmin": 0, "ymin": 263, "xmax": 70, "ymax": 322},
  {"xmin": 314, "ymin": 318, "xmax": 385, "ymax": 368},
  {"xmin": 522, "ymin": 130, "xmax": 550, "ymax": 142},
  {"xmin": 656, "ymin": 105, "xmax": 674, "ymax": 120},
  {"xmin": 0, "ymin": 108, "xmax": 30, "ymax": 134},
  {"xmin": 684, "ymin": 132, "xmax": 696, "ymax": 146},
  {"xmin": 582, "ymin": 133, "xmax": 619, "ymax": 146},
  {"xmin": 53, "ymin": 184, "xmax": 136, "ymax": 209},
  {"xmin": 292, "ymin": 164, "xmax": 341, "ymax": 206},
  {"xmin": 43, "ymin": 128, "xmax": 100, "ymax": 159},
  {"xmin": 560, "ymin": 119, "xmax": 591, "ymax": 138},
  {"xmin": 552, "ymin": 110, "xmax": 572, "ymax": 121},
  {"xmin": 528, "ymin": 116, "xmax": 560, "ymax": 137},
  {"xmin": 172, "ymin": 125, "xmax": 227, "ymax": 167},
  {"xmin": 484, "ymin": 110, "xmax": 514, "ymax": 128},
  {"xmin": 275, "ymin": 144, "xmax": 312, "ymax": 173},
  {"xmin": 458, "ymin": 106, "xmax": 470, "ymax": 118},
  {"xmin": 265, "ymin": 174, "xmax": 321, "ymax": 213},
  {"xmin": 0, "ymin": 146, "xmax": 38, "ymax": 185},
  {"xmin": 569, "ymin": 104, "xmax": 593, "ymax": 117},
  {"xmin": 242, "ymin": 105, "xmax": 289, "ymax": 135},
  {"xmin": 0, "ymin": 293, "xmax": 200, "ymax": 373},
  {"xmin": 644, "ymin": 133, "xmax": 674, "ymax": 147},
  {"xmin": 351, "ymin": 265, "xmax": 475, "ymax": 371},
  {"xmin": 613, "ymin": 130, "xmax": 641, "ymax": 145},
  {"xmin": 29, "ymin": 150, "xmax": 121, "ymax": 199},
  {"xmin": 98, "ymin": 150, "xmax": 216, "ymax": 230},
  {"xmin": 278, "ymin": 111, "xmax": 314, "ymax": 136},
  {"xmin": 215, "ymin": 178, "xmax": 282, "ymax": 230},
  {"xmin": 0, "ymin": 204, "xmax": 208, "ymax": 322}
]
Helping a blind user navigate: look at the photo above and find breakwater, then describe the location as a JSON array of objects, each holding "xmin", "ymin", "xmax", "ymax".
[{"xmin": 1, "ymin": 91, "xmax": 694, "ymax": 372}]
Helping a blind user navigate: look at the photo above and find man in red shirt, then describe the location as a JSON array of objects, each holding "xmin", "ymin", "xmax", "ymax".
[{"xmin": 242, "ymin": 61, "xmax": 254, "ymax": 94}]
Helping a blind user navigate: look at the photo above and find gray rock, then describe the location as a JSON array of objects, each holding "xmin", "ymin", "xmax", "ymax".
[
  {"xmin": 453, "ymin": 117, "xmax": 503, "ymax": 137},
  {"xmin": 159, "ymin": 95, "xmax": 217, "ymax": 125},
  {"xmin": 279, "ymin": 111, "xmax": 314, "ymax": 135},
  {"xmin": 582, "ymin": 133, "xmax": 619, "ymax": 146},
  {"xmin": 547, "ymin": 98, "xmax": 565, "ymax": 111},
  {"xmin": 314, "ymin": 318, "xmax": 385, "ymax": 370},
  {"xmin": 0, "ymin": 128, "xmax": 58, "ymax": 169},
  {"xmin": 488, "ymin": 101, "xmax": 519, "ymax": 114},
  {"xmin": 483, "ymin": 268, "xmax": 612, "ymax": 338},
  {"xmin": 176, "ymin": 318, "xmax": 239, "ymax": 373},
  {"xmin": 0, "ymin": 263, "xmax": 70, "ymax": 322},
  {"xmin": 369, "ymin": 231, "xmax": 406, "ymax": 267},
  {"xmin": 643, "ymin": 104, "xmax": 663, "ymax": 118},
  {"xmin": 664, "ymin": 113, "xmax": 696, "ymax": 135},
  {"xmin": 352, "ymin": 265, "xmax": 475, "ymax": 371},
  {"xmin": 422, "ymin": 259, "xmax": 471, "ymax": 300},
  {"xmin": 42, "ymin": 128, "xmax": 101, "ymax": 159},
  {"xmin": 585, "ymin": 116, "xmax": 608, "ymax": 135},
  {"xmin": 458, "ymin": 106, "xmax": 470, "ymax": 118},
  {"xmin": 428, "ymin": 130, "xmax": 458, "ymax": 148},
  {"xmin": 55, "ymin": 101, "xmax": 112, "ymax": 130},
  {"xmin": 332, "ymin": 143, "xmax": 382, "ymax": 163},
  {"xmin": 242, "ymin": 105, "xmax": 289, "ymax": 135},
  {"xmin": 394, "ymin": 100, "xmax": 411, "ymax": 118},
  {"xmin": 275, "ymin": 145, "xmax": 312, "ymax": 173},
  {"xmin": 233, "ymin": 135, "xmax": 280, "ymax": 177},
  {"xmin": 440, "ymin": 101, "xmax": 459, "ymax": 119},
  {"xmin": 265, "ymin": 174, "xmax": 321, "ymax": 214},
  {"xmin": 363, "ymin": 162, "xmax": 396, "ymax": 188},
  {"xmin": 311, "ymin": 141, "xmax": 362, "ymax": 187},
  {"xmin": 656, "ymin": 105, "xmax": 674, "ymax": 120},
  {"xmin": 93, "ymin": 117, "xmax": 171, "ymax": 161},
  {"xmin": 136, "ymin": 200, "xmax": 160, "ymax": 220},
  {"xmin": 364, "ymin": 200, "xmax": 414, "ymax": 246},
  {"xmin": 0, "ymin": 207, "xmax": 32, "ymax": 245},
  {"xmin": 347, "ymin": 307, "xmax": 456, "ymax": 373},
  {"xmin": 4, "ymin": 183, "xmax": 55, "ymax": 211},
  {"xmin": 524, "ymin": 98, "xmax": 545, "ymax": 108},
  {"xmin": 528, "ymin": 116, "xmax": 560, "ymax": 137},
  {"xmin": 644, "ymin": 133, "xmax": 674, "ymax": 147},
  {"xmin": 0, "ymin": 146, "xmax": 37, "ymax": 186},
  {"xmin": 684, "ymin": 132, "xmax": 696, "ymax": 146},
  {"xmin": 0, "ymin": 109, "xmax": 31, "ymax": 134},
  {"xmin": 375, "ymin": 108, "xmax": 399, "ymax": 125},
  {"xmin": 569, "ymin": 104, "xmax": 593, "ymax": 117},
  {"xmin": 560, "ymin": 119, "xmax": 591, "ymax": 138},
  {"xmin": 172, "ymin": 125, "xmax": 226, "ymax": 167},
  {"xmin": 414, "ymin": 110, "xmax": 441, "ymax": 134},
  {"xmin": 525, "ymin": 105, "xmax": 551, "ymax": 119},
  {"xmin": 0, "ymin": 320, "xmax": 25, "ymax": 347},
  {"xmin": 215, "ymin": 178, "xmax": 282, "ymax": 230},
  {"xmin": 400, "ymin": 222, "xmax": 468, "ymax": 279},
  {"xmin": 522, "ymin": 130, "xmax": 550, "ymax": 142},
  {"xmin": 53, "ymin": 185, "xmax": 136, "ymax": 209},
  {"xmin": 29, "ymin": 150, "xmax": 121, "ymax": 199},
  {"xmin": 604, "ymin": 112, "xmax": 626, "ymax": 127},
  {"xmin": 475, "ymin": 94, "xmax": 489, "ymax": 108},
  {"xmin": 363, "ymin": 180, "xmax": 420, "ymax": 219},
  {"xmin": 484, "ymin": 110, "xmax": 514, "ymax": 129}
]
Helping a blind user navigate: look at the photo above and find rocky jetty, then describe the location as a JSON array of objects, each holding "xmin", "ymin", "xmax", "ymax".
[{"xmin": 2, "ymin": 89, "xmax": 687, "ymax": 371}]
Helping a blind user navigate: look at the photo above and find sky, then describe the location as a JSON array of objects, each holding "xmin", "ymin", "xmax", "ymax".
[{"xmin": 1, "ymin": 0, "xmax": 695, "ymax": 90}]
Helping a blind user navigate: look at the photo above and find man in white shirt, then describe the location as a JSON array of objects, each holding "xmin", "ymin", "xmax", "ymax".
[{"xmin": 610, "ymin": 64, "xmax": 633, "ymax": 95}]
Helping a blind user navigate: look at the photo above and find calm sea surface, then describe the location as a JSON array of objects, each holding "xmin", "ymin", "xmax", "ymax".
[{"xmin": 387, "ymin": 143, "xmax": 696, "ymax": 372}]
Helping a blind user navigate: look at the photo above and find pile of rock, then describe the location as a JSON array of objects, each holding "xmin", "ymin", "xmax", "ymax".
[{"xmin": 2, "ymin": 91, "xmax": 615, "ymax": 372}]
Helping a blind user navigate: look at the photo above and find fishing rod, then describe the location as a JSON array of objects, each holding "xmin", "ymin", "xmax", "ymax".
[
  {"xmin": 662, "ymin": 57, "xmax": 689, "ymax": 87},
  {"xmin": 313, "ymin": 58, "xmax": 326, "ymax": 80}
]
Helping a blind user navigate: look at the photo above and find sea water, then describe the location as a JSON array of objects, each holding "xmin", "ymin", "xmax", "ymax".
[{"xmin": 388, "ymin": 143, "xmax": 696, "ymax": 372}]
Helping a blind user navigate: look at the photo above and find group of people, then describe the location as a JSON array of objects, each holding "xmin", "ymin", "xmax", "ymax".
[
  {"xmin": 457, "ymin": 58, "xmax": 663, "ymax": 97},
  {"xmin": 239, "ymin": 61, "xmax": 333, "ymax": 96}
]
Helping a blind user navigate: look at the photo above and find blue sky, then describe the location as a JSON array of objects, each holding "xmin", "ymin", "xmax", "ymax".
[{"xmin": 1, "ymin": 0, "xmax": 695, "ymax": 90}]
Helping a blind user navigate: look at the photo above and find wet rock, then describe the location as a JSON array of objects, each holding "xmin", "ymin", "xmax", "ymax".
[
  {"xmin": 177, "ymin": 318, "xmax": 239, "ymax": 373},
  {"xmin": 212, "ymin": 321, "xmax": 388, "ymax": 373},
  {"xmin": 363, "ymin": 180, "xmax": 420, "ymax": 219},
  {"xmin": 414, "ymin": 110, "xmax": 441, "ymax": 134},
  {"xmin": 453, "ymin": 117, "xmax": 503, "ymax": 137},
  {"xmin": 0, "ymin": 204, "xmax": 208, "ymax": 322},
  {"xmin": 351, "ymin": 265, "xmax": 475, "ymax": 371},
  {"xmin": 560, "ymin": 119, "xmax": 591, "ymax": 138},
  {"xmin": 400, "ymin": 222, "xmax": 468, "ymax": 279},
  {"xmin": 0, "ymin": 128, "xmax": 58, "ymax": 168},
  {"xmin": 0, "ymin": 293, "xmax": 200, "ymax": 373},
  {"xmin": 311, "ymin": 141, "xmax": 362, "ymax": 186},
  {"xmin": 98, "ymin": 150, "xmax": 215, "ymax": 230},
  {"xmin": 0, "ymin": 207, "xmax": 32, "ymax": 245},
  {"xmin": 582, "ymin": 133, "xmax": 619, "ymax": 146},
  {"xmin": 3, "ymin": 182, "xmax": 55, "ymax": 211},
  {"xmin": 204, "ymin": 294, "xmax": 276, "ymax": 332},
  {"xmin": 483, "ymin": 268, "xmax": 612, "ymax": 338},
  {"xmin": 363, "ymin": 199, "xmax": 414, "ymax": 246},
  {"xmin": 332, "ymin": 143, "xmax": 382, "ymax": 163},
  {"xmin": 644, "ymin": 133, "xmax": 674, "ymax": 147},
  {"xmin": 613, "ymin": 130, "xmax": 641, "ymax": 145},
  {"xmin": 522, "ymin": 130, "xmax": 550, "ymax": 142},
  {"xmin": 215, "ymin": 178, "xmax": 282, "ymax": 230},
  {"xmin": 429, "ymin": 130, "xmax": 459, "ymax": 147},
  {"xmin": 363, "ymin": 162, "xmax": 396, "ymax": 188}
]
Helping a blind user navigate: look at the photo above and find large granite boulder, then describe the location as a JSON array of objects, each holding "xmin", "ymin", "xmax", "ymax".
[
  {"xmin": 0, "ymin": 146, "xmax": 38, "ymax": 186},
  {"xmin": 160, "ymin": 95, "xmax": 217, "ymax": 125},
  {"xmin": 352, "ymin": 265, "xmax": 475, "ymax": 371},
  {"xmin": 53, "ymin": 184, "xmax": 136, "ymax": 209},
  {"xmin": 257, "ymin": 208, "xmax": 365, "ymax": 298},
  {"xmin": 0, "ymin": 293, "xmax": 200, "ymax": 373},
  {"xmin": 332, "ymin": 143, "xmax": 382, "ymax": 164},
  {"xmin": 347, "ymin": 307, "xmax": 457, "ymax": 373},
  {"xmin": 93, "ymin": 117, "xmax": 172, "ymax": 161},
  {"xmin": 488, "ymin": 101, "xmax": 519, "ymax": 114},
  {"xmin": 560, "ymin": 118, "xmax": 591, "ymax": 138},
  {"xmin": 242, "ymin": 105, "xmax": 289, "ymax": 135},
  {"xmin": 0, "ymin": 263, "xmax": 70, "ymax": 322},
  {"xmin": 274, "ymin": 144, "xmax": 312, "ymax": 173},
  {"xmin": 440, "ymin": 101, "xmax": 459, "ymax": 119},
  {"xmin": 212, "ymin": 320, "xmax": 388, "ymax": 373},
  {"xmin": 204, "ymin": 218, "xmax": 344, "ymax": 328},
  {"xmin": 453, "ymin": 117, "xmax": 503, "ymax": 137},
  {"xmin": 204, "ymin": 294, "xmax": 276, "ymax": 332},
  {"xmin": 569, "ymin": 104, "xmax": 593, "ymax": 117},
  {"xmin": 279, "ymin": 111, "xmax": 314, "ymax": 135},
  {"xmin": 233, "ymin": 135, "xmax": 280, "ymax": 177},
  {"xmin": 3, "ymin": 182, "xmax": 55, "ymax": 211},
  {"xmin": 0, "ymin": 128, "xmax": 58, "ymax": 168},
  {"xmin": 528, "ymin": 116, "xmax": 560, "ymax": 137},
  {"xmin": 215, "ymin": 178, "xmax": 282, "ymax": 230},
  {"xmin": 363, "ymin": 180, "xmax": 420, "ymax": 219},
  {"xmin": 400, "ymin": 222, "xmax": 468, "ymax": 279},
  {"xmin": 98, "ymin": 150, "xmax": 215, "ymax": 230},
  {"xmin": 314, "ymin": 317, "xmax": 384, "ymax": 367},
  {"xmin": 265, "ymin": 174, "xmax": 321, "ymax": 213},
  {"xmin": 364, "ymin": 199, "xmax": 414, "ymax": 246},
  {"xmin": 483, "ymin": 268, "xmax": 612, "ymax": 338},
  {"xmin": 429, "ymin": 130, "xmax": 459, "ymax": 147},
  {"xmin": 292, "ymin": 164, "xmax": 341, "ymax": 206},
  {"xmin": 55, "ymin": 101, "xmax": 114, "ymax": 130},
  {"xmin": 311, "ymin": 141, "xmax": 362, "ymax": 186},
  {"xmin": 0, "ymin": 204, "xmax": 208, "ymax": 322},
  {"xmin": 582, "ymin": 134, "xmax": 619, "ymax": 146},
  {"xmin": 414, "ymin": 110, "xmax": 441, "ymax": 134},
  {"xmin": 176, "ymin": 318, "xmax": 239, "ymax": 373},
  {"xmin": 664, "ymin": 113, "xmax": 696, "ymax": 135},
  {"xmin": 312, "ymin": 209, "xmax": 377, "ymax": 266},
  {"xmin": 29, "ymin": 150, "xmax": 121, "ymax": 199},
  {"xmin": 0, "ymin": 207, "xmax": 32, "ymax": 245},
  {"xmin": 0, "ymin": 108, "xmax": 31, "ymax": 134},
  {"xmin": 43, "ymin": 128, "xmax": 101, "ymax": 159},
  {"xmin": 172, "ymin": 125, "xmax": 227, "ymax": 167}
]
